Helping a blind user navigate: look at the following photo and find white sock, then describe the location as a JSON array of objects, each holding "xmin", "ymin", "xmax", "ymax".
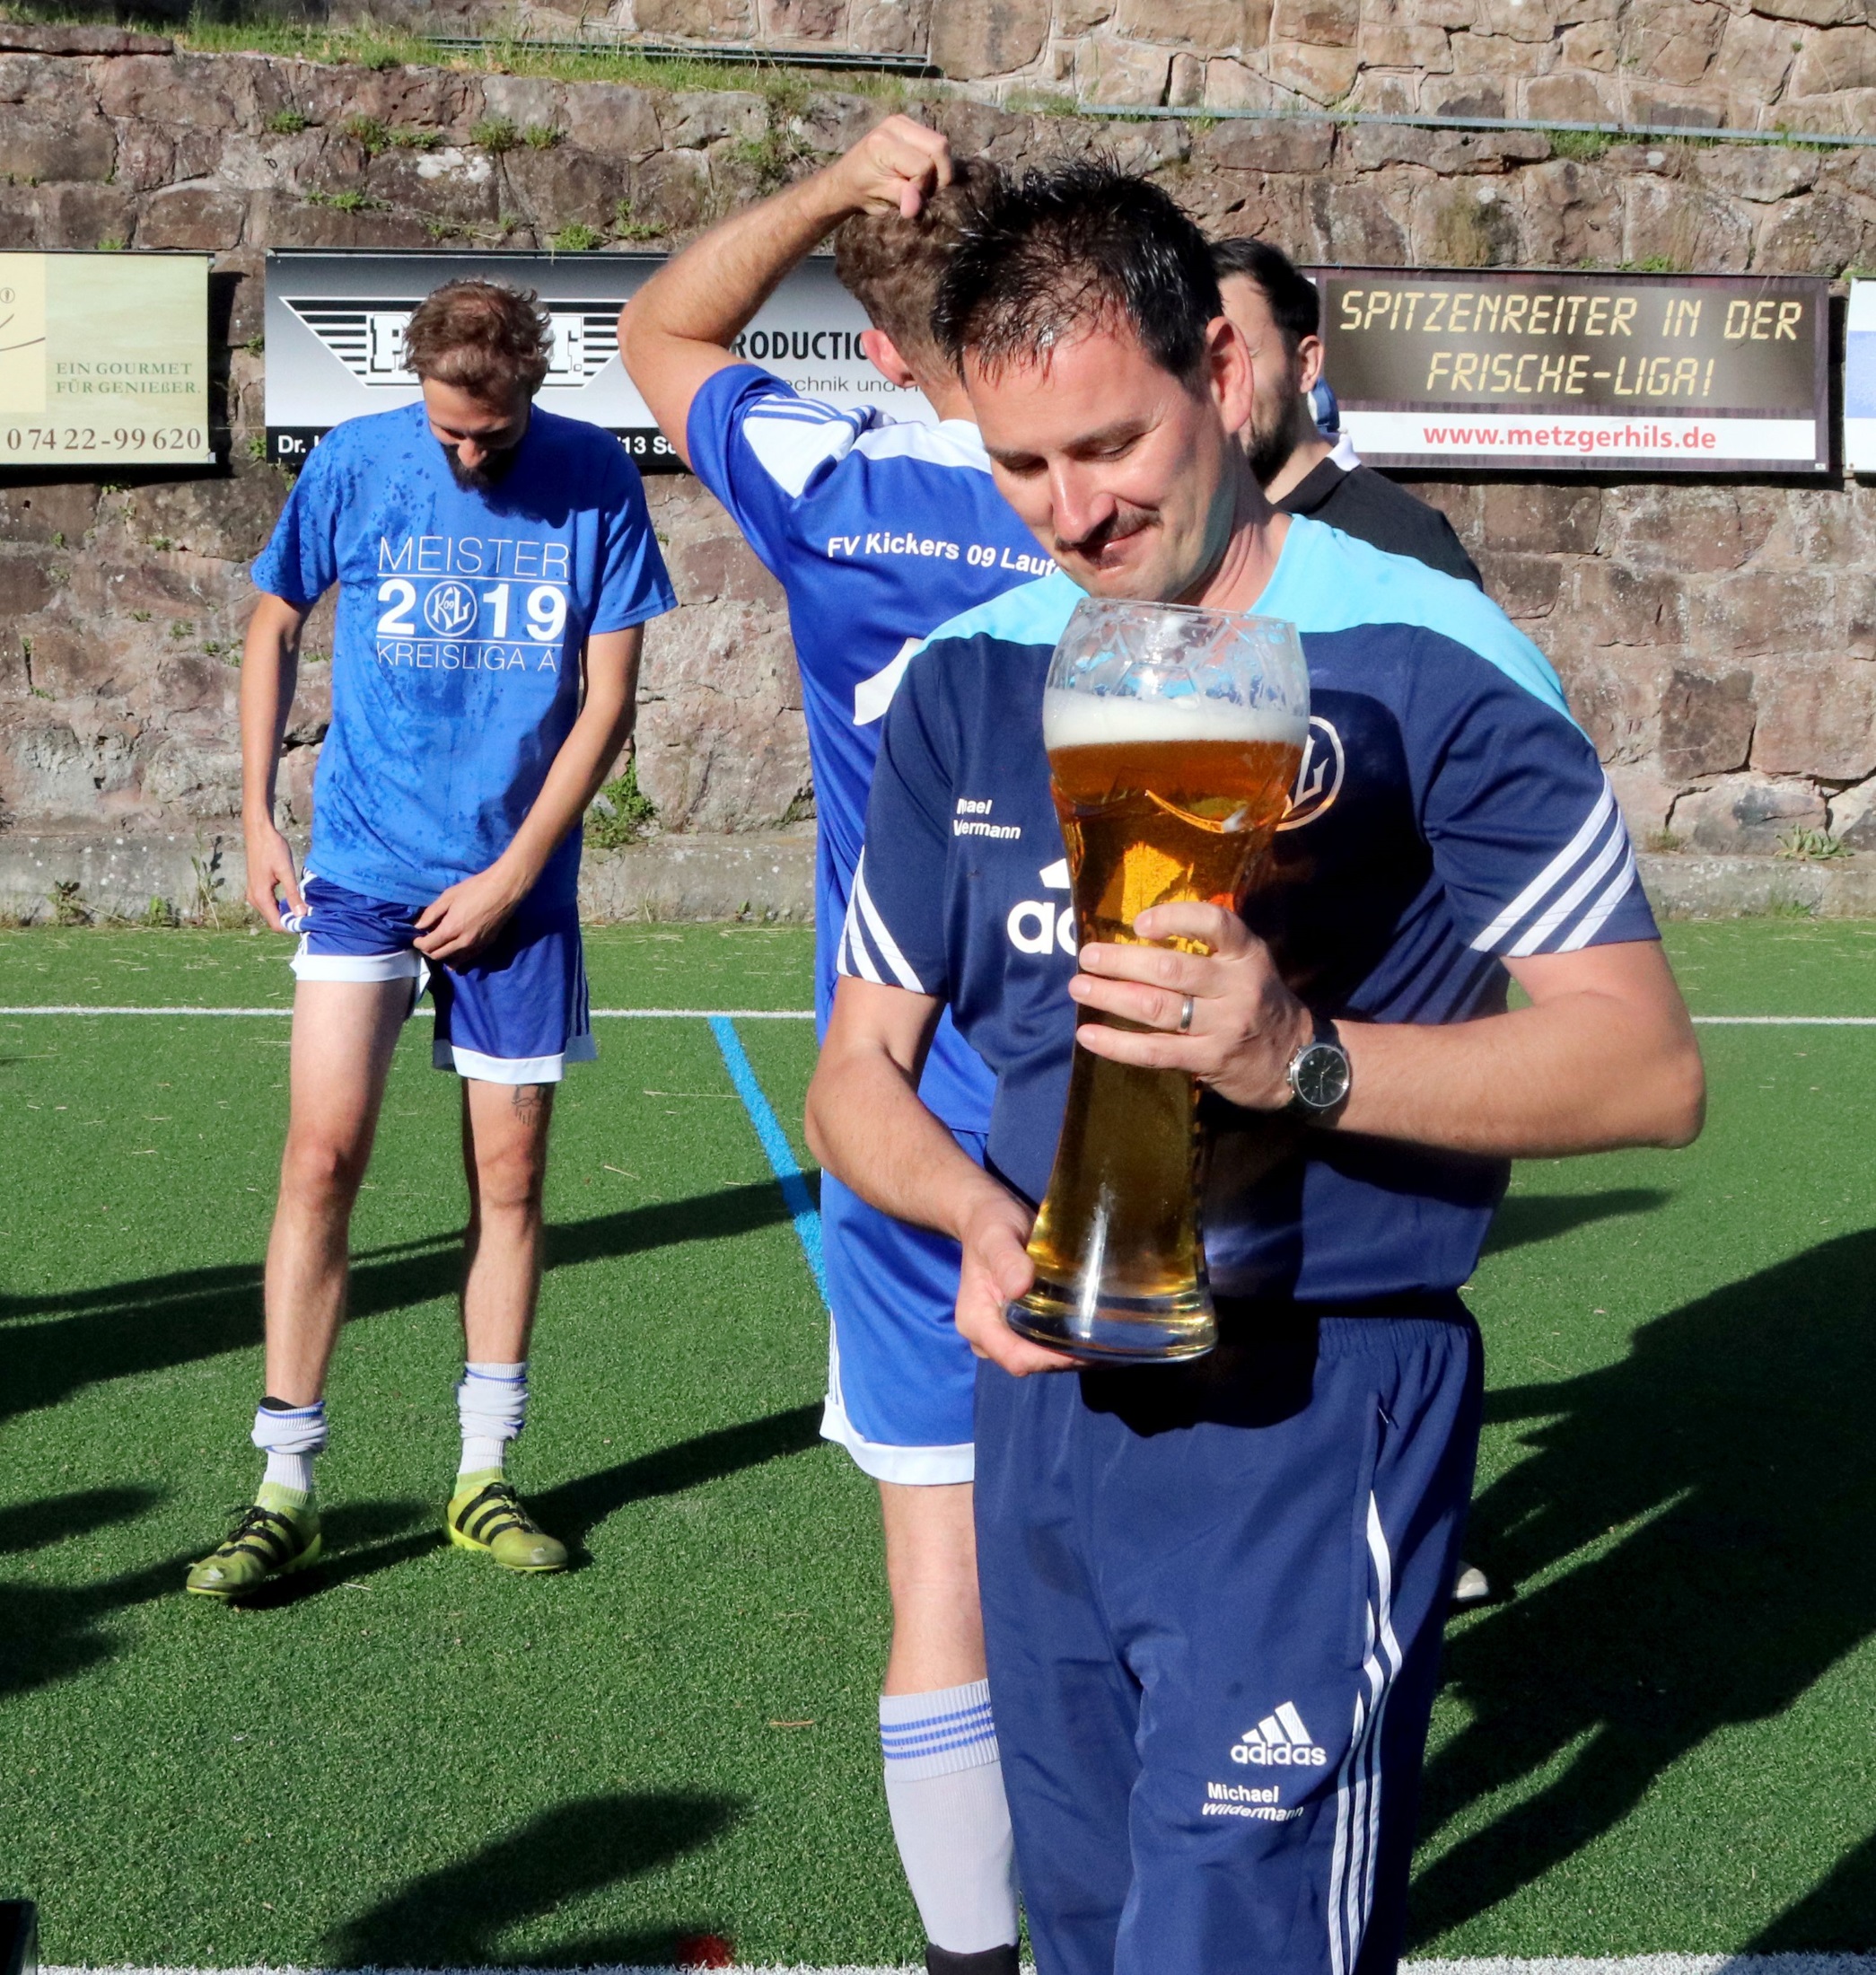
[
  {"xmin": 880, "ymin": 1680, "xmax": 1019, "ymax": 1955},
  {"xmin": 457, "ymin": 1360, "xmax": 528, "ymax": 1476},
  {"xmin": 250, "ymin": 1398, "xmax": 327, "ymax": 1500}
]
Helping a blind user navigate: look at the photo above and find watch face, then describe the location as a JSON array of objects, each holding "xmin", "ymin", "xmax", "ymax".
[{"xmin": 1294, "ymin": 1042, "xmax": 1352, "ymax": 1111}]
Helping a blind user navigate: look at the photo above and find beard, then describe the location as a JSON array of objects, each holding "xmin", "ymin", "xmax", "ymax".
[
  {"xmin": 445, "ymin": 442, "xmax": 522, "ymax": 491},
  {"xmin": 1246, "ymin": 409, "xmax": 1295, "ymax": 490}
]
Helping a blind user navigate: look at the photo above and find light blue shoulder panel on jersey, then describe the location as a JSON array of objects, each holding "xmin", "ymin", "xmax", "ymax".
[
  {"xmin": 910, "ymin": 565, "xmax": 1084, "ymax": 662},
  {"xmin": 852, "ymin": 421, "xmax": 998, "ymax": 473},
  {"xmin": 1257, "ymin": 515, "xmax": 1575, "ymax": 725},
  {"xmin": 910, "ymin": 525, "xmax": 1572, "ymax": 730}
]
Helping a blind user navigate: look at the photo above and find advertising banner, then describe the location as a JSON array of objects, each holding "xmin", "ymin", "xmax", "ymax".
[
  {"xmin": 1845, "ymin": 280, "xmax": 1876, "ymax": 473},
  {"xmin": 0, "ymin": 251, "xmax": 212, "ymax": 469},
  {"xmin": 265, "ymin": 249, "xmax": 921, "ymax": 470},
  {"xmin": 1311, "ymin": 268, "xmax": 1828, "ymax": 473}
]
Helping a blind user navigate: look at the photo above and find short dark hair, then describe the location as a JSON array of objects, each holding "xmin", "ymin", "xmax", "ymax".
[
  {"xmin": 934, "ymin": 158, "xmax": 1221, "ymax": 382},
  {"xmin": 1211, "ymin": 237, "xmax": 1319, "ymax": 348},
  {"xmin": 403, "ymin": 279, "xmax": 553, "ymax": 399},
  {"xmin": 833, "ymin": 156, "xmax": 1000, "ymax": 366}
]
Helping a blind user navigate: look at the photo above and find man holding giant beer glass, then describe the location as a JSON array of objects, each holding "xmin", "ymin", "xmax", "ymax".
[{"xmin": 806, "ymin": 162, "xmax": 1705, "ymax": 1975}]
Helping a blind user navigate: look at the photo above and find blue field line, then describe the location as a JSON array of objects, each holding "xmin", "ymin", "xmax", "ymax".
[{"xmin": 709, "ymin": 1014, "xmax": 828, "ymax": 1307}]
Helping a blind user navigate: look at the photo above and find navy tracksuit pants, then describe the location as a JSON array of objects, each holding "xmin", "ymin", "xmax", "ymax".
[{"xmin": 974, "ymin": 1301, "xmax": 1482, "ymax": 1975}]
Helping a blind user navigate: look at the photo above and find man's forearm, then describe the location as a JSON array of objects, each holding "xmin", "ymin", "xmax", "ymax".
[
  {"xmin": 495, "ymin": 692, "xmax": 634, "ymax": 891},
  {"xmin": 239, "ymin": 607, "xmax": 300, "ymax": 823},
  {"xmin": 620, "ymin": 112, "xmax": 951, "ymax": 461},
  {"xmin": 1075, "ymin": 910, "xmax": 1703, "ymax": 1161},
  {"xmin": 632, "ymin": 171, "xmax": 855, "ymax": 355},
  {"xmin": 1331, "ymin": 992, "xmax": 1704, "ymax": 1158},
  {"xmin": 807, "ymin": 1047, "xmax": 1011, "ymax": 1243}
]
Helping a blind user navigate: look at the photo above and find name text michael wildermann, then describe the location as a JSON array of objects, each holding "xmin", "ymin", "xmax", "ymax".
[{"xmin": 373, "ymin": 532, "xmax": 573, "ymax": 673}]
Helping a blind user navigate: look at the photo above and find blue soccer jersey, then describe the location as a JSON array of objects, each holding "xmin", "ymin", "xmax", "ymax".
[
  {"xmin": 253, "ymin": 402, "xmax": 676, "ymax": 908},
  {"xmin": 687, "ymin": 363, "xmax": 1049, "ymax": 1128},
  {"xmin": 842, "ymin": 515, "xmax": 1661, "ymax": 1304}
]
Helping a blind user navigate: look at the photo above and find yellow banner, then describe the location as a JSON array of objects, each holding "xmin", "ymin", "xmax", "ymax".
[{"xmin": 0, "ymin": 252, "xmax": 210, "ymax": 466}]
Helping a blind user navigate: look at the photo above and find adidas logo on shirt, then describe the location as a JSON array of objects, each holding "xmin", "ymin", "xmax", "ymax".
[{"xmin": 1231, "ymin": 1702, "xmax": 1328, "ymax": 1768}]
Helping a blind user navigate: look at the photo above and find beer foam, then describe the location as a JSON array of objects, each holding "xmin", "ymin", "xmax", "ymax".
[{"xmin": 1042, "ymin": 687, "xmax": 1308, "ymax": 751}]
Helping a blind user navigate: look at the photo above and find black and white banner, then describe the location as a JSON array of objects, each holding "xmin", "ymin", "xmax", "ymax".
[{"xmin": 263, "ymin": 249, "xmax": 924, "ymax": 472}]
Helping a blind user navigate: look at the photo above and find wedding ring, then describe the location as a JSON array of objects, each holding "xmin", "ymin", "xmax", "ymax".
[{"xmin": 1177, "ymin": 995, "xmax": 1196, "ymax": 1034}]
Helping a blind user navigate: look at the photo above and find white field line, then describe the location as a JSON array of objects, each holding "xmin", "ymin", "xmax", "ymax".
[
  {"xmin": 42, "ymin": 1961, "xmax": 1876, "ymax": 1975},
  {"xmin": 1692, "ymin": 1015, "xmax": 1876, "ymax": 1025},
  {"xmin": 0, "ymin": 1005, "xmax": 816, "ymax": 1020},
  {"xmin": 0, "ymin": 1007, "xmax": 1871, "ymax": 1026}
]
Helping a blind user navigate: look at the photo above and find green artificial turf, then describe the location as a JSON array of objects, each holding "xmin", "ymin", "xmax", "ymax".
[
  {"xmin": 0, "ymin": 922, "xmax": 818, "ymax": 1014},
  {"xmin": 1, "ymin": 918, "xmax": 1874, "ymax": 1962}
]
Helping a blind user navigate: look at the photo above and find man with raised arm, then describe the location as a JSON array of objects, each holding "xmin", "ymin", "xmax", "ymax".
[
  {"xmin": 621, "ymin": 118, "xmax": 1042, "ymax": 1975},
  {"xmin": 806, "ymin": 163, "xmax": 1704, "ymax": 1975},
  {"xmin": 187, "ymin": 281, "xmax": 673, "ymax": 1600}
]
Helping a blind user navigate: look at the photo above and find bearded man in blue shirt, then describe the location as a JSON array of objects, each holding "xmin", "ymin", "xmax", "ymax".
[
  {"xmin": 807, "ymin": 164, "xmax": 1705, "ymax": 1975},
  {"xmin": 187, "ymin": 281, "xmax": 674, "ymax": 1600}
]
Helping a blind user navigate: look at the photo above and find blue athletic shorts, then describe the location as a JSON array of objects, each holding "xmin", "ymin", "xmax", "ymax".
[
  {"xmin": 818, "ymin": 1128, "xmax": 986, "ymax": 1487},
  {"xmin": 974, "ymin": 1301, "xmax": 1483, "ymax": 1975},
  {"xmin": 285, "ymin": 874, "xmax": 594, "ymax": 1084}
]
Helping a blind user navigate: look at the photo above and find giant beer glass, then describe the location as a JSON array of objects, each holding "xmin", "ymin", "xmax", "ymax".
[{"xmin": 1005, "ymin": 598, "xmax": 1309, "ymax": 1362}]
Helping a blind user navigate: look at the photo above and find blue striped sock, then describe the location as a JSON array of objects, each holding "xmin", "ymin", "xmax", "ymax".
[
  {"xmin": 251, "ymin": 1397, "xmax": 327, "ymax": 1501},
  {"xmin": 880, "ymin": 1680, "xmax": 1017, "ymax": 1953}
]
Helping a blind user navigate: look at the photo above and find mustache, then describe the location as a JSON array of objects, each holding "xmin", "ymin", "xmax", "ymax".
[
  {"xmin": 445, "ymin": 443, "xmax": 522, "ymax": 489},
  {"xmin": 1059, "ymin": 504, "xmax": 1153, "ymax": 559}
]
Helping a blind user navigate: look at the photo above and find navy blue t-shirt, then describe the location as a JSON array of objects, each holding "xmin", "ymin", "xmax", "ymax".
[
  {"xmin": 687, "ymin": 364, "xmax": 1047, "ymax": 1130},
  {"xmin": 841, "ymin": 517, "xmax": 1660, "ymax": 1305}
]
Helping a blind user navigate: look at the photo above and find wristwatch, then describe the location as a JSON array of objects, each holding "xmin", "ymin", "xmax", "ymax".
[{"xmin": 1286, "ymin": 1012, "xmax": 1352, "ymax": 1119}]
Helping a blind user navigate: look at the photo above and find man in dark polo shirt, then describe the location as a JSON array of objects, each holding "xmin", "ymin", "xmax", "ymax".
[
  {"xmin": 1218, "ymin": 236, "xmax": 1491, "ymax": 1609},
  {"xmin": 1214, "ymin": 237, "xmax": 1482, "ymax": 588}
]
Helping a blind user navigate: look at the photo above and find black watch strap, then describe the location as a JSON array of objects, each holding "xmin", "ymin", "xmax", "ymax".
[{"xmin": 1286, "ymin": 1012, "xmax": 1352, "ymax": 1119}]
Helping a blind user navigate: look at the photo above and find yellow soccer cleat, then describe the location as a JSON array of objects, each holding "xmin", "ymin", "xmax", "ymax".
[
  {"xmin": 186, "ymin": 1488, "xmax": 322, "ymax": 1599},
  {"xmin": 446, "ymin": 1471, "xmax": 567, "ymax": 1573}
]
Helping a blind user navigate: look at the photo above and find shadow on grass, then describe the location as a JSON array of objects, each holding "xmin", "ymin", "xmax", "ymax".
[
  {"xmin": 535, "ymin": 1400, "xmax": 824, "ymax": 1550},
  {"xmin": 1408, "ymin": 1225, "xmax": 1876, "ymax": 1947},
  {"xmin": 0, "ymin": 1489, "xmax": 182, "ymax": 1700},
  {"xmin": 0, "ymin": 1180, "xmax": 800, "ymax": 1423},
  {"xmin": 241, "ymin": 1404, "xmax": 823, "ymax": 1608},
  {"xmin": 1755, "ymin": 1829, "xmax": 1876, "ymax": 1950},
  {"xmin": 324, "ymin": 1791, "xmax": 741, "ymax": 1966},
  {"xmin": 4, "ymin": 1401, "xmax": 823, "ymax": 1681},
  {"xmin": 1481, "ymin": 1187, "xmax": 1671, "ymax": 1256},
  {"xmin": 0, "ymin": 1486, "xmax": 158, "ymax": 1555}
]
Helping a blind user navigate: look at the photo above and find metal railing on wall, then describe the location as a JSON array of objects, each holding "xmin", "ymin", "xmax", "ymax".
[
  {"xmin": 420, "ymin": 34, "xmax": 1876, "ymax": 152},
  {"xmin": 422, "ymin": 32, "xmax": 940, "ymax": 75}
]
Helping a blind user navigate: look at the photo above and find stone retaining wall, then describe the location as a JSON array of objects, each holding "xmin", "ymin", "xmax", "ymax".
[
  {"xmin": 4, "ymin": 27, "xmax": 1876, "ymax": 871},
  {"xmin": 337, "ymin": 0, "xmax": 1876, "ymax": 141},
  {"xmin": 0, "ymin": 828, "xmax": 1853, "ymax": 925}
]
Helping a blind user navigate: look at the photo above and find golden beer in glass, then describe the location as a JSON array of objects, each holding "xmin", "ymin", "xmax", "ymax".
[{"xmin": 1005, "ymin": 597, "xmax": 1309, "ymax": 1362}]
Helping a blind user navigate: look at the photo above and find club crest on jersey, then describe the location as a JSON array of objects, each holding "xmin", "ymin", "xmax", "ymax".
[
  {"xmin": 1277, "ymin": 717, "xmax": 1345, "ymax": 834},
  {"xmin": 1006, "ymin": 857, "xmax": 1076, "ymax": 957},
  {"xmin": 1232, "ymin": 1702, "xmax": 1328, "ymax": 1768},
  {"xmin": 424, "ymin": 581, "xmax": 478, "ymax": 637}
]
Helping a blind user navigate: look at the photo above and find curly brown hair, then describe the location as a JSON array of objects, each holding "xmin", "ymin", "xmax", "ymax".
[
  {"xmin": 402, "ymin": 279, "xmax": 554, "ymax": 399},
  {"xmin": 832, "ymin": 156, "xmax": 1001, "ymax": 373}
]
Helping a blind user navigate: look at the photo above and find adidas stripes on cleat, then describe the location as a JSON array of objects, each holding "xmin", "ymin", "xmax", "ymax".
[
  {"xmin": 185, "ymin": 1490, "xmax": 322, "ymax": 1598},
  {"xmin": 446, "ymin": 1472, "xmax": 567, "ymax": 1573}
]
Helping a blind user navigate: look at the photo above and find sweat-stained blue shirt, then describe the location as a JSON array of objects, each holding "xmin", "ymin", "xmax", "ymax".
[{"xmin": 253, "ymin": 402, "xmax": 675, "ymax": 907}]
